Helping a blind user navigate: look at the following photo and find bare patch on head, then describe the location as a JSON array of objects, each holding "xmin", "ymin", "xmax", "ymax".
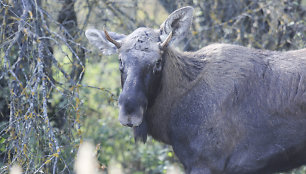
[{"xmin": 120, "ymin": 28, "xmax": 160, "ymax": 55}]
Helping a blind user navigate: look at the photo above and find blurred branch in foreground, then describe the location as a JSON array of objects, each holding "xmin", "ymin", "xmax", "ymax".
[{"xmin": 0, "ymin": 0, "xmax": 86, "ymax": 173}]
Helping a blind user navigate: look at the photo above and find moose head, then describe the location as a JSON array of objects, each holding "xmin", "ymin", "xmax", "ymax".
[{"xmin": 85, "ymin": 7, "xmax": 193, "ymax": 128}]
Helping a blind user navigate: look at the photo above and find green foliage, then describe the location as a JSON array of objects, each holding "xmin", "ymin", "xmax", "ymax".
[{"xmin": 82, "ymin": 116, "xmax": 179, "ymax": 173}]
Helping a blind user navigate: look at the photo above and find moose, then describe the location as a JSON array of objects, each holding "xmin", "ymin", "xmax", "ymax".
[{"xmin": 86, "ymin": 6, "xmax": 306, "ymax": 174}]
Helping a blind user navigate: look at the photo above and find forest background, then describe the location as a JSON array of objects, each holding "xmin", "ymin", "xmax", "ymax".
[{"xmin": 0, "ymin": 0, "xmax": 305, "ymax": 173}]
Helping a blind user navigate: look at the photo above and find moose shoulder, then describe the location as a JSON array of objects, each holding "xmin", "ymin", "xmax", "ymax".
[{"xmin": 86, "ymin": 6, "xmax": 306, "ymax": 174}]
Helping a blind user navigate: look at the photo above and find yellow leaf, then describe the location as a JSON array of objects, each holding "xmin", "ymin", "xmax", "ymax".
[
  {"xmin": 23, "ymin": 28, "xmax": 27, "ymax": 35},
  {"xmin": 23, "ymin": 144, "xmax": 27, "ymax": 152},
  {"xmin": 8, "ymin": 150, "xmax": 11, "ymax": 162},
  {"xmin": 54, "ymin": 153, "xmax": 59, "ymax": 158},
  {"xmin": 167, "ymin": 152, "xmax": 173, "ymax": 157},
  {"xmin": 246, "ymin": 9, "xmax": 253, "ymax": 13},
  {"xmin": 28, "ymin": 11, "xmax": 33, "ymax": 18},
  {"xmin": 45, "ymin": 159, "xmax": 51, "ymax": 164},
  {"xmin": 10, "ymin": 89, "xmax": 15, "ymax": 96},
  {"xmin": 192, "ymin": 31, "xmax": 198, "ymax": 35},
  {"xmin": 10, "ymin": 16, "xmax": 20, "ymax": 21}
]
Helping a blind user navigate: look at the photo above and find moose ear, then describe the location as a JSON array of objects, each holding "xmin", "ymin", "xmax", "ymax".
[
  {"xmin": 160, "ymin": 6, "xmax": 194, "ymax": 45},
  {"xmin": 85, "ymin": 29, "xmax": 126, "ymax": 55}
]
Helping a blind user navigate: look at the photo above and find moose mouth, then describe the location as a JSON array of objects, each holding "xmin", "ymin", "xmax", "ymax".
[{"xmin": 118, "ymin": 105, "xmax": 145, "ymax": 127}]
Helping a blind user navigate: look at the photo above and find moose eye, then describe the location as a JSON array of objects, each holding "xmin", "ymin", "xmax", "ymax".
[
  {"xmin": 156, "ymin": 59, "xmax": 161, "ymax": 68},
  {"xmin": 119, "ymin": 58, "xmax": 124, "ymax": 72},
  {"xmin": 153, "ymin": 59, "xmax": 162, "ymax": 74}
]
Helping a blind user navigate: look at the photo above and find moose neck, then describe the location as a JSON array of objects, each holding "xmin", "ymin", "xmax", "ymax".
[{"xmin": 146, "ymin": 47, "xmax": 207, "ymax": 144}]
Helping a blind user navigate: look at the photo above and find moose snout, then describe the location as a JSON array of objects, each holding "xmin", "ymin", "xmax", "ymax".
[
  {"xmin": 118, "ymin": 76, "xmax": 148, "ymax": 127},
  {"xmin": 118, "ymin": 104, "xmax": 145, "ymax": 127},
  {"xmin": 118, "ymin": 94, "xmax": 147, "ymax": 127}
]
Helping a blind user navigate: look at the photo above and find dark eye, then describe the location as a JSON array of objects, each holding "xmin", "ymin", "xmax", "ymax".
[
  {"xmin": 153, "ymin": 59, "xmax": 162, "ymax": 74},
  {"xmin": 156, "ymin": 59, "xmax": 161, "ymax": 68},
  {"xmin": 119, "ymin": 58, "xmax": 124, "ymax": 72}
]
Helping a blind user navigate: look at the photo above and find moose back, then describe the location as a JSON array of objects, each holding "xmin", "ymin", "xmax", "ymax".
[{"xmin": 86, "ymin": 6, "xmax": 306, "ymax": 174}]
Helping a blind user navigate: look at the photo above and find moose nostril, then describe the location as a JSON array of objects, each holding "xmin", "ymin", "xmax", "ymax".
[
  {"xmin": 123, "ymin": 101, "xmax": 136, "ymax": 115},
  {"xmin": 127, "ymin": 123, "xmax": 133, "ymax": 127}
]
